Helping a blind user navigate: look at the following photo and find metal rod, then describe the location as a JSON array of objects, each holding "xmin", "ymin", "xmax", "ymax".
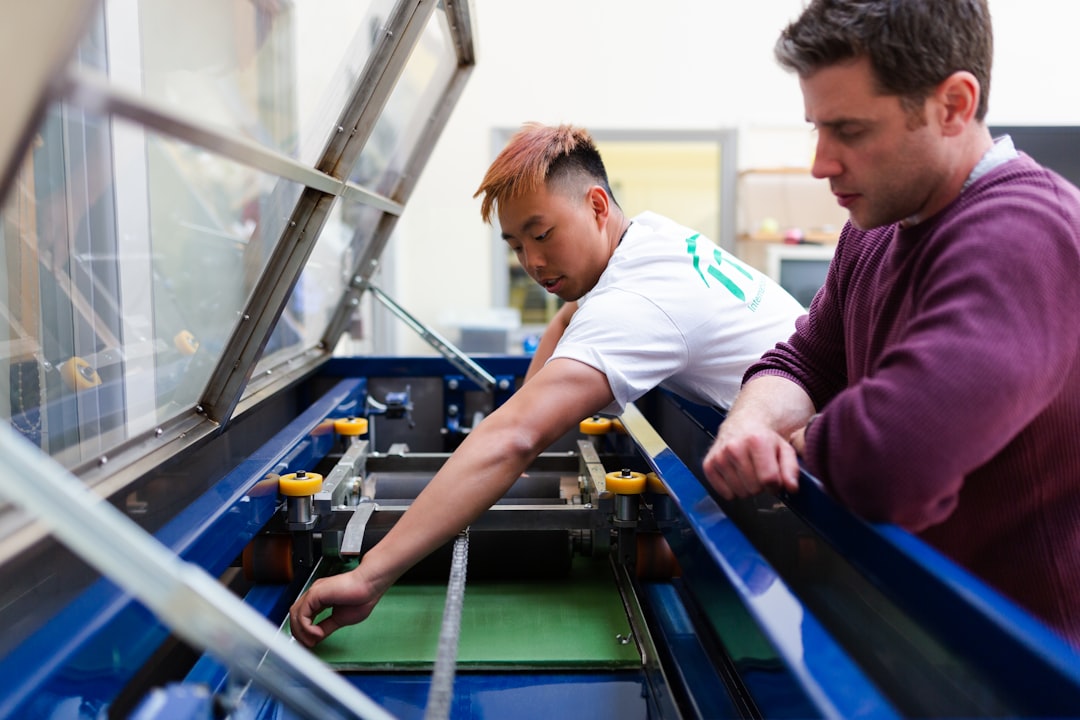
[{"xmin": 363, "ymin": 282, "xmax": 496, "ymax": 392}]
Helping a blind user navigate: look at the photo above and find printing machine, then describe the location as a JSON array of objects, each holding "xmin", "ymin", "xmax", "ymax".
[{"xmin": 2, "ymin": 2, "xmax": 1080, "ymax": 719}]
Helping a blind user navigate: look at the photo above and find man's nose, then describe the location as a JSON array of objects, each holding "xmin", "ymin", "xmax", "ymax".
[{"xmin": 810, "ymin": 139, "xmax": 841, "ymax": 179}]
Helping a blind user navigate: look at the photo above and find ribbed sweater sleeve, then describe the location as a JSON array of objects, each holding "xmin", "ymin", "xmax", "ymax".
[
  {"xmin": 747, "ymin": 157, "xmax": 1080, "ymax": 529},
  {"xmin": 747, "ymin": 157, "xmax": 1080, "ymax": 645}
]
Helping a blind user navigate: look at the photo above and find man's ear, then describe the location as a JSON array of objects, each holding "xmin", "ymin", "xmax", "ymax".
[
  {"xmin": 586, "ymin": 184, "xmax": 610, "ymax": 226},
  {"xmin": 937, "ymin": 70, "xmax": 980, "ymax": 136}
]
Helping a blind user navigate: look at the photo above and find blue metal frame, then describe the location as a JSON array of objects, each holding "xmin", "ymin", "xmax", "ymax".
[
  {"xmin": 652, "ymin": 389, "xmax": 1080, "ymax": 715},
  {"xmin": 634, "ymin": 412, "xmax": 901, "ymax": 719},
  {"xmin": 0, "ymin": 378, "xmax": 367, "ymax": 718},
  {"xmin": 785, "ymin": 481, "xmax": 1080, "ymax": 713}
]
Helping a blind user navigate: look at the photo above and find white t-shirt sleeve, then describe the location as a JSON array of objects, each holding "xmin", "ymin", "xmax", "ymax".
[{"xmin": 550, "ymin": 288, "xmax": 688, "ymax": 414}]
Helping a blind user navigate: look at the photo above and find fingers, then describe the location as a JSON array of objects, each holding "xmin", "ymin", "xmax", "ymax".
[
  {"xmin": 289, "ymin": 582, "xmax": 330, "ymax": 648},
  {"xmin": 703, "ymin": 430, "xmax": 801, "ymax": 499},
  {"xmin": 288, "ymin": 570, "xmax": 382, "ymax": 648}
]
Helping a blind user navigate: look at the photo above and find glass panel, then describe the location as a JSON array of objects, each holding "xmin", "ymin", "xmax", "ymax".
[
  {"xmin": 352, "ymin": 6, "xmax": 457, "ymax": 197},
  {"xmin": 0, "ymin": 103, "xmax": 302, "ymax": 468},
  {"xmin": 255, "ymin": 7, "xmax": 457, "ymax": 372},
  {"xmin": 99, "ymin": 0, "xmax": 397, "ymax": 165}
]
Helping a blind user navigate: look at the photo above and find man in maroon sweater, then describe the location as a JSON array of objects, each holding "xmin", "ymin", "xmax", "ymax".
[{"xmin": 703, "ymin": 0, "xmax": 1080, "ymax": 648}]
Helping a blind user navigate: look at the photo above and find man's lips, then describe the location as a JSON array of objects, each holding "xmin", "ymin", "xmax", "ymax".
[
  {"xmin": 834, "ymin": 191, "xmax": 859, "ymax": 208},
  {"xmin": 539, "ymin": 276, "xmax": 564, "ymax": 294}
]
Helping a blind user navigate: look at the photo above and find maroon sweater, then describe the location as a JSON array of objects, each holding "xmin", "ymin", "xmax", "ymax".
[{"xmin": 750, "ymin": 154, "xmax": 1080, "ymax": 647}]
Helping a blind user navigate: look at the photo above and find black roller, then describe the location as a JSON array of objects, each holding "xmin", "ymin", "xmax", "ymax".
[{"xmin": 375, "ymin": 530, "xmax": 574, "ymax": 583}]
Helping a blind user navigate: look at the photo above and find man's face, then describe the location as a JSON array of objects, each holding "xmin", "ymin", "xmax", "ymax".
[
  {"xmin": 802, "ymin": 56, "xmax": 951, "ymax": 230},
  {"xmin": 498, "ymin": 182, "xmax": 611, "ymax": 302}
]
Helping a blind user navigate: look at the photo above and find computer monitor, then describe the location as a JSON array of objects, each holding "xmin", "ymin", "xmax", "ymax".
[
  {"xmin": 765, "ymin": 243, "xmax": 836, "ymax": 308},
  {"xmin": 989, "ymin": 126, "xmax": 1080, "ymax": 190}
]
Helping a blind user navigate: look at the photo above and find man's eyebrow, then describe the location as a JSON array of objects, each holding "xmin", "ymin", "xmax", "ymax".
[
  {"xmin": 501, "ymin": 214, "xmax": 544, "ymax": 241},
  {"xmin": 811, "ymin": 116, "xmax": 870, "ymax": 129}
]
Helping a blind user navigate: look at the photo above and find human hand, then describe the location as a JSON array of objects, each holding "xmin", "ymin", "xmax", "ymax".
[
  {"xmin": 288, "ymin": 566, "xmax": 384, "ymax": 648},
  {"xmin": 702, "ymin": 419, "xmax": 800, "ymax": 500}
]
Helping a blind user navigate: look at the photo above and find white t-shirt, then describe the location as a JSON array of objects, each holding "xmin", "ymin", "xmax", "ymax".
[{"xmin": 551, "ymin": 211, "xmax": 805, "ymax": 414}]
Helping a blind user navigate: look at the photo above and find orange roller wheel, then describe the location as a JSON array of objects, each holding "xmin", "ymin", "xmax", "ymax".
[
  {"xmin": 605, "ymin": 469, "xmax": 646, "ymax": 494},
  {"xmin": 334, "ymin": 416, "xmax": 369, "ymax": 437},
  {"xmin": 242, "ymin": 534, "xmax": 294, "ymax": 583},
  {"xmin": 579, "ymin": 416, "xmax": 612, "ymax": 435},
  {"xmin": 636, "ymin": 533, "xmax": 682, "ymax": 580},
  {"xmin": 278, "ymin": 471, "xmax": 323, "ymax": 497},
  {"xmin": 59, "ymin": 357, "xmax": 101, "ymax": 391},
  {"xmin": 611, "ymin": 418, "xmax": 627, "ymax": 435}
]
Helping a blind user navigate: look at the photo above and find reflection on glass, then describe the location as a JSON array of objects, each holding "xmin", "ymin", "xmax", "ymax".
[
  {"xmin": 352, "ymin": 7, "xmax": 456, "ymax": 197},
  {"xmin": 98, "ymin": 0, "xmax": 396, "ymax": 165},
  {"xmin": 0, "ymin": 104, "xmax": 301, "ymax": 469},
  {"xmin": 256, "ymin": 8, "xmax": 457, "ymax": 373}
]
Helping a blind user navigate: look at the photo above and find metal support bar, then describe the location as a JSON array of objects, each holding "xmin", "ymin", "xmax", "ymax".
[{"xmin": 362, "ymin": 281, "xmax": 495, "ymax": 392}]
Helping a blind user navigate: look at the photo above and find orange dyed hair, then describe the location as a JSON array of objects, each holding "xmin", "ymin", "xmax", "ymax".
[{"xmin": 474, "ymin": 122, "xmax": 614, "ymax": 224}]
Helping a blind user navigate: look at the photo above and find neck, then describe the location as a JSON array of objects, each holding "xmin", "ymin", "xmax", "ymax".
[{"xmin": 610, "ymin": 212, "xmax": 631, "ymax": 246}]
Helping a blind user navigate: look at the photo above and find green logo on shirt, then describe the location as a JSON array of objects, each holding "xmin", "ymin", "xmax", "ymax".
[{"xmin": 685, "ymin": 234, "xmax": 761, "ymax": 307}]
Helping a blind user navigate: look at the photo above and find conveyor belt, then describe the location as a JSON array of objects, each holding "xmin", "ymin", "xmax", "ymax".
[{"xmin": 295, "ymin": 554, "xmax": 640, "ymax": 670}]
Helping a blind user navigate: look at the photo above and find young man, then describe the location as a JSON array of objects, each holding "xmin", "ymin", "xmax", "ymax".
[
  {"xmin": 289, "ymin": 123, "xmax": 804, "ymax": 647},
  {"xmin": 702, "ymin": 0, "xmax": 1080, "ymax": 648}
]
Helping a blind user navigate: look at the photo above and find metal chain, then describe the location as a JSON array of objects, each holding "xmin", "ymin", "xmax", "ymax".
[{"xmin": 424, "ymin": 529, "xmax": 469, "ymax": 720}]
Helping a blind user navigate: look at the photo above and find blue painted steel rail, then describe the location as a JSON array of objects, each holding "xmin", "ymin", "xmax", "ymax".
[
  {"xmin": 0, "ymin": 378, "xmax": 366, "ymax": 718},
  {"xmin": 621, "ymin": 402, "xmax": 901, "ymax": 719},
  {"xmin": 648, "ymin": 389, "xmax": 1080, "ymax": 717}
]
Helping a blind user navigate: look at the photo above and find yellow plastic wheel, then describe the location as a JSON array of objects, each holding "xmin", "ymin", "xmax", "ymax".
[
  {"xmin": 59, "ymin": 357, "xmax": 101, "ymax": 391},
  {"xmin": 645, "ymin": 472, "xmax": 668, "ymax": 495},
  {"xmin": 611, "ymin": 418, "xmax": 627, "ymax": 435},
  {"xmin": 334, "ymin": 416, "xmax": 369, "ymax": 437},
  {"xmin": 579, "ymin": 416, "xmax": 612, "ymax": 435},
  {"xmin": 605, "ymin": 469, "xmax": 646, "ymax": 495},
  {"xmin": 173, "ymin": 329, "xmax": 200, "ymax": 355},
  {"xmin": 278, "ymin": 471, "xmax": 323, "ymax": 497}
]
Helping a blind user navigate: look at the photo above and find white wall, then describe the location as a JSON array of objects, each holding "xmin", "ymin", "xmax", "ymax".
[{"xmin": 392, "ymin": 0, "xmax": 1080, "ymax": 354}]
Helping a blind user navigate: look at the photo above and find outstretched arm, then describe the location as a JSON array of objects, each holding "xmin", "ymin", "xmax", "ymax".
[
  {"xmin": 289, "ymin": 356, "xmax": 614, "ymax": 647},
  {"xmin": 702, "ymin": 374, "xmax": 816, "ymax": 500},
  {"xmin": 524, "ymin": 301, "xmax": 577, "ymax": 382}
]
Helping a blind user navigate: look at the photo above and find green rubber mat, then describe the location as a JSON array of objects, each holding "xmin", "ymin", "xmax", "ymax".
[{"xmin": 291, "ymin": 555, "xmax": 641, "ymax": 670}]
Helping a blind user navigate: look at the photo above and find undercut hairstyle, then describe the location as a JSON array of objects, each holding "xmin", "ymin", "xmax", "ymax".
[
  {"xmin": 474, "ymin": 123, "xmax": 617, "ymax": 224},
  {"xmin": 774, "ymin": 0, "xmax": 993, "ymax": 121}
]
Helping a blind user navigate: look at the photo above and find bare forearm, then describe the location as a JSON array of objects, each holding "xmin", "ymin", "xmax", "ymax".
[
  {"xmin": 703, "ymin": 374, "xmax": 816, "ymax": 499},
  {"xmin": 358, "ymin": 422, "xmax": 539, "ymax": 588},
  {"xmin": 525, "ymin": 302, "xmax": 576, "ymax": 382},
  {"xmin": 728, "ymin": 374, "xmax": 817, "ymax": 436}
]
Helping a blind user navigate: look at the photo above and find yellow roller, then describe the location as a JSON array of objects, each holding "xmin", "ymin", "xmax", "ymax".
[
  {"xmin": 645, "ymin": 471, "xmax": 668, "ymax": 495},
  {"xmin": 579, "ymin": 415, "xmax": 612, "ymax": 435},
  {"xmin": 278, "ymin": 471, "xmax": 323, "ymax": 497},
  {"xmin": 334, "ymin": 416, "xmax": 369, "ymax": 437},
  {"xmin": 173, "ymin": 329, "xmax": 200, "ymax": 355},
  {"xmin": 611, "ymin": 418, "xmax": 627, "ymax": 435},
  {"xmin": 59, "ymin": 357, "xmax": 101, "ymax": 391},
  {"xmin": 605, "ymin": 469, "xmax": 646, "ymax": 495}
]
